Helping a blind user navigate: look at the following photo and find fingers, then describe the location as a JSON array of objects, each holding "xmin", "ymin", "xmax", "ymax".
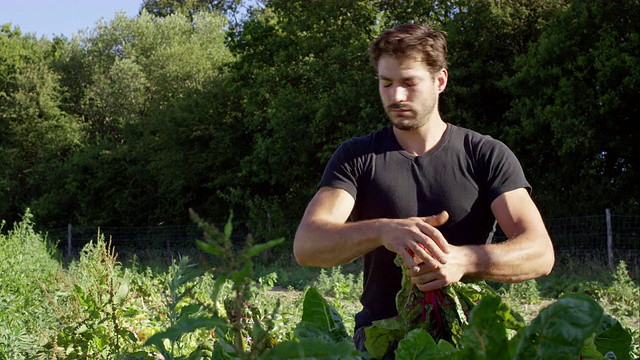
[
  {"xmin": 417, "ymin": 211, "xmax": 450, "ymax": 257},
  {"xmin": 409, "ymin": 229, "xmax": 448, "ymax": 266},
  {"xmin": 416, "ymin": 278, "xmax": 447, "ymax": 292},
  {"xmin": 381, "ymin": 212, "xmax": 450, "ymax": 269},
  {"xmin": 409, "ymin": 264, "xmax": 447, "ymax": 291},
  {"xmin": 422, "ymin": 210, "xmax": 449, "ymax": 227},
  {"xmin": 399, "ymin": 250, "xmax": 421, "ymax": 273},
  {"xmin": 405, "ymin": 241, "xmax": 445, "ymax": 268}
]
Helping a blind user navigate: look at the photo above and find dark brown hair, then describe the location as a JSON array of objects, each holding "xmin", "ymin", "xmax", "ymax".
[{"xmin": 369, "ymin": 24, "xmax": 447, "ymax": 72}]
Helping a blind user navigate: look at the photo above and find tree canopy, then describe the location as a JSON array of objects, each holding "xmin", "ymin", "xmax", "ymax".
[{"xmin": 1, "ymin": 0, "xmax": 638, "ymax": 248}]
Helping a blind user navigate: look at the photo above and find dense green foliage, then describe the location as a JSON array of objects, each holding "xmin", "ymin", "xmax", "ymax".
[{"xmin": 1, "ymin": 0, "xmax": 639, "ymax": 246}]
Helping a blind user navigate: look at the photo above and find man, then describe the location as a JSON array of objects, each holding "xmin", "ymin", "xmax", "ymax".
[{"xmin": 293, "ymin": 23, "xmax": 555, "ymax": 355}]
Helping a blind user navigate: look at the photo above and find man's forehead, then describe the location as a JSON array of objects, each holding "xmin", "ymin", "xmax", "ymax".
[{"xmin": 377, "ymin": 54, "xmax": 429, "ymax": 77}]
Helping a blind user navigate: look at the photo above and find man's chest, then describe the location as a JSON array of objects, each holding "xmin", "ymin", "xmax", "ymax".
[{"xmin": 354, "ymin": 152, "xmax": 485, "ymax": 226}]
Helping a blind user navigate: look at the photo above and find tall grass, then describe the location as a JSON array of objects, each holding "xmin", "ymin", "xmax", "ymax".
[{"xmin": 0, "ymin": 210, "xmax": 62, "ymax": 357}]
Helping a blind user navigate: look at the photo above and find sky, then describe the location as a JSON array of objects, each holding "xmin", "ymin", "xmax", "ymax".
[{"xmin": 0, "ymin": 0, "xmax": 141, "ymax": 39}]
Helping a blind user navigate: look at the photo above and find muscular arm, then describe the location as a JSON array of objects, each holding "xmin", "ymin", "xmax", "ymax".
[
  {"xmin": 293, "ymin": 187, "xmax": 379, "ymax": 267},
  {"xmin": 411, "ymin": 187, "xmax": 555, "ymax": 291},
  {"xmin": 293, "ymin": 186, "xmax": 450, "ymax": 268},
  {"xmin": 463, "ymin": 187, "xmax": 555, "ymax": 281}
]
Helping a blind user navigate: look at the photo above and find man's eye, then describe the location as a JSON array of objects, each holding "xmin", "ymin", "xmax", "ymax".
[{"xmin": 381, "ymin": 81, "xmax": 392, "ymax": 88}]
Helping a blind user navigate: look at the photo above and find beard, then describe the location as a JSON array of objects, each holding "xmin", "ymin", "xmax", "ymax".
[{"xmin": 386, "ymin": 102, "xmax": 431, "ymax": 131}]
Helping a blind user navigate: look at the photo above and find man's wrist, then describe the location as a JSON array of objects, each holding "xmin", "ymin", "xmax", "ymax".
[{"xmin": 455, "ymin": 244, "xmax": 483, "ymax": 278}]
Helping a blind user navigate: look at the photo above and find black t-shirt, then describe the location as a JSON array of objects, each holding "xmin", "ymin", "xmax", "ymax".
[{"xmin": 318, "ymin": 124, "xmax": 530, "ymax": 330}]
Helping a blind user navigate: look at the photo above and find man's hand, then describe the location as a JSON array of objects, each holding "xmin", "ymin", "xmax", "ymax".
[
  {"xmin": 407, "ymin": 244, "xmax": 468, "ymax": 291},
  {"xmin": 379, "ymin": 211, "xmax": 450, "ymax": 272}
]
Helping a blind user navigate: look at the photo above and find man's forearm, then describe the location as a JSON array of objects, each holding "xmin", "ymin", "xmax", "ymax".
[
  {"xmin": 293, "ymin": 219, "xmax": 384, "ymax": 267},
  {"xmin": 459, "ymin": 232, "xmax": 555, "ymax": 283}
]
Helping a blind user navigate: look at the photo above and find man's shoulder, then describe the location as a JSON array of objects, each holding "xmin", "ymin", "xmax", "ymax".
[
  {"xmin": 448, "ymin": 123, "xmax": 508, "ymax": 153},
  {"xmin": 449, "ymin": 123, "xmax": 492, "ymax": 142},
  {"xmin": 340, "ymin": 126, "xmax": 395, "ymax": 152}
]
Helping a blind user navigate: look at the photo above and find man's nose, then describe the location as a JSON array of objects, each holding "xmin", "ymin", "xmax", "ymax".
[{"xmin": 392, "ymin": 85, "xmax": 408, "ymax": 103}]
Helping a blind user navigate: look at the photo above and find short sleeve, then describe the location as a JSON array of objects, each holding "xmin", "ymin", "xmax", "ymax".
[
  {"xmin": 318, "ymin": 139, "xmax": 368, "ymax": 200},
  {"xmin": 478, "ymin": 138, "xmax": 531, "ymax": 204}
]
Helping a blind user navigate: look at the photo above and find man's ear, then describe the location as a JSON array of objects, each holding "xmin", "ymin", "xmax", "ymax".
[{"xmin": 437, "ymin": 68, "xmax": 448, "ymax": 93}]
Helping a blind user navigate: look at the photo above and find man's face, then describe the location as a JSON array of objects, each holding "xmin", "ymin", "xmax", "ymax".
[{"xmin": 377, "ymin": 54, "xmax": 447, "ymax": 131}]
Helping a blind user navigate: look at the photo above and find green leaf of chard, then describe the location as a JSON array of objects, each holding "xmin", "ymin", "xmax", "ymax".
[
  {"xmin": 594, "ymin": 316, "xmax": 632, "ymax": 360},
  {"xmin": 299, "ymin": 287, "xmax": 350, "ymax": 342},
  {"xmin": 294, "ymin": 322, "xmax": 335, "ymax": 343},
  {"xmin": 582, "ymin": 333, "xmax": 607, "ymax": 360},
  {"xmin": 458, "ymin": 295, "xmax": 510, "ymax": 360},
  {"xmin": 395, "ymin": 329, "xmax": 458, "ymax": 360},
  {"xmin": 514, "ymin": 293, "xmax": 604, "ymax": 360},
  {"xmin": 258, "ymin": 339, "xmax": 361, "ymax": 359},
  {"xmin": 364, "ymin": 318, "xmax": 408, "ymax": 359}
]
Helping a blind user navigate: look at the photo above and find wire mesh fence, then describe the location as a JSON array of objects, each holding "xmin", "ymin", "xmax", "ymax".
[{"xmin": 45, "ymin": 211, "xmax": 639, "ymax": 268}]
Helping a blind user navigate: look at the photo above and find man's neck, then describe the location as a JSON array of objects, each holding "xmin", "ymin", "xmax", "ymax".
[{"xmin": 393, "ymin": 118, "xmax": 447, "ymax": 156}]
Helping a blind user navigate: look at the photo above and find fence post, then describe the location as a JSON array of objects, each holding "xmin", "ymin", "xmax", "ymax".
[
  {"xmin": 67, "ymin": 223, "xmax": 72, "ymax": 258},
  {"xmin": 606, "ymin": 208, "xmax": 614, "ymax": 271}
]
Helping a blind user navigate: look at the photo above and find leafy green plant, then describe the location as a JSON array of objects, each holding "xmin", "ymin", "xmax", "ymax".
[
  {"xmin": 141, "ymin": 256, "xmax": 221, "ymax": 360},
  {"xmin": 141, "ymin": 210, "xmax": 363, "ymax": 359},
  {"xmin": 498, "ymin": 279, "xmax": 541, "ymax": 306},
  {"xmin": 386, "ymin": 293, "xmax": 633, "ymax": 360},
  {"xmin": 315, "ymin": 266, "xmax": 363, "ymax": 303},
  {"xmin": 360, "ymin": 252, "xmax": 635, "ymax": 359},
  {"xmin": 43, "ymin": 232, "xmax": 137, "ymax": 358},
  {"xmin": 363, "ymin": 251, "xmax": 523, "ymax": 359},
  {"xmin": 259, "ymin": 287, "xmax": 361, "ymax": 360},
  {"xmin": 142, "ymin": 210, "xmax": 284, "ymax": 359},
  {"xmin": 604, "ymin": 261, "xmax": 638, "ymax": 317}
]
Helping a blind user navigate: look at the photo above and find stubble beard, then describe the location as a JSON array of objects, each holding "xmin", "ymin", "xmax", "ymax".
[{"xmin": 387, "ymin": 103, "xmax": 433, "ymax": 131}]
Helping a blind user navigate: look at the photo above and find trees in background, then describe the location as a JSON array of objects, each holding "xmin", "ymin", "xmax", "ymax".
[
  {"xmin": 0, "ymin": 25, "xmax": 84, "ymax": 225},
  {"xmin": 505, "ymin": 0, "xmax": 640, "ymax": 216},
  {"xmin": 0, "ymin": 1, "xmax": 638, "ymax": 246},
  {"xmin": 4, "ymin": 11, "xmax": 233, "ymax": 227},
  {"xmin": 220, "ymin": 0, "xmax": 386, "ymax": 239}
]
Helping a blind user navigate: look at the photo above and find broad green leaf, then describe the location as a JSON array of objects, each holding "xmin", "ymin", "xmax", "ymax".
[
  {"xmin": 117, "ymin": 328, "xmax": 138, "ymax": 343},
  {"xmin": 245, "ymin": 237, "xmax": 285, "ymax": 258},
  {"xmin": 594, "ymin": 317, "xmax": 632, "ymax": 360},
  {"xmin": 294, "ymin": 322, "xmax": 335, "ymax": 343},
  {"xmin": 144, "ymin": 333, "xmax": 170, "ymax": 357},
  {"xmin": 395, "ymin": 329, "xmax": 458, "ymax": 360},
  {"xmin": 365, "ymin": 317, "xmax": 408, "ymax": 359},
  {"xmin": 299, "ymin": 287, "xmax": 350, "ymax": 342},
  {"xmin": 515, "ymin": 293, "xmax": 604, "ymax": 360},
  {"xmin": 458, "ymin": 295, "xmax": 510, "ymax": 360},
  {"xmin": 258, "ymin": 339, "xmax": 361, "ymax": 359},
  {"xmin": 582, "ymin": 333, "xmax": 607, "ymax": 360}
]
